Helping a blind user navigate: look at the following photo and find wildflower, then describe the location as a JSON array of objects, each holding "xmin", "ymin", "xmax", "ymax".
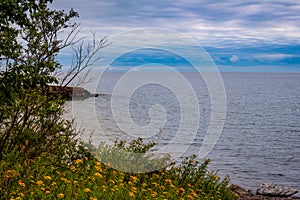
[
  {"xmin": 178, "ymin": 187, "xmax": 185, "ymax": 192},
  {"xmin": 95, "ymin": 165, "xmax": 102, "ymax": 172},
  {"xmin": 74, "ymin": 159, "xmax": 83, "ymax": 164},
  {"xmin": 191, "ymin": 191, "xmax": 198, "ymax": 198},
  {"xmin": 129, "ymin": 192, "xmax": 135, "ymax": 197},
  {"xmin": 18, "ymin": 193, "xmax": 25, "ymax": 197},
  {"xmin": 84, "ymin": 188, "xmax": 91, "ymax": 193},
  {"xmin": 162, "ymin": 192, "xmax": 168, "ymax": 195},
  {"xmin": 151, "ymin": 192, "xmax": 158, "ymax": 197},
  {"xmin": 60, "ymin": 178, "xmax": 69, "ymax": 183},
  {"xmin": 152, "ymin": 182, "xmax": 158, "ymax": 187},
  {"xmin": 187, "ymin": 195, "xmax": 194, "ymax": 200},
  {"xmin": 43, "ymin": 175, "xmax": 52, "ymax": 180},
  {"xmin": 94, "ymin": 172, "xmax": 102, "ymax": 178},
  {"xmin": 128, "ymin": 181, "xmax": 132, "ymax": 185},
  {"xmin": 18, "ymin": 180, "xmax": 26, "ymax": 187},
  {"xmin": 36, "ymin": 180, "xmax": 44, "ymax": 186},
  {"xmin": 57, "ymin": 193, "xmax": 64, "ymax": 199},
  {"xmin": 130, "ymin": 176, "xmax": 137, "ymax": 182},
  {"xmin": 142, "ymin": 183, "xmax": 147, "ymax": 187},
  {"xmin": 95, "ymin": 161, "xmax": 101, "ymax": 165},
  {"xmin": 45, "ymin": 191, "xmax": 50, "ymax": 194},
  {"xmin": 70, "ymin": 165, "xmax": 76, "ymax": 172},
  {"xmin": 5, "ymin": 170, "xmax": 20, "ymax": 179},
  {"xmin": 51, "ymin": 182, "xmax": 57, "ymax": 186},
  {"xmin": 131, "ymin": 187, "xmax": 137, "ymax": 192},
  {"xmin": 85, "ymin": 157, "xmax": 88, "ymax": 161},
  {"xmin": 164, "ymin": 179, "xmax": 172, "ymax": 184},
  {"xmin": 90, "ymin": 198, "xmax": 97, "ymax": 200},
  {"xmin": 108, "ymin": 180, "xmax": 115, "ymax": 184}
]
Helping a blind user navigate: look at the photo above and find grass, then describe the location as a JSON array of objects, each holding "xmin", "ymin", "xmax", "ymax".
[{"xmin": 0, "ymin": 139, "xmax": 237, "ymax": 200}]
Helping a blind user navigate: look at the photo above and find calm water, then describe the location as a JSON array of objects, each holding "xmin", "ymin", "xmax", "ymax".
[{"xmin": 65, "ymin": 72, "xmax": 300, "ymax": 192}]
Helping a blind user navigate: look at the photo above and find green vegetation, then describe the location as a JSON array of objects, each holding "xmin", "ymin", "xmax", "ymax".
[
  {"xmin": 0, "ymin": 1, "xmax": 237, "ymax": 199},
  {"xmin": 1, "ymin": 139, "xmax": 236, "ymax": 200}
]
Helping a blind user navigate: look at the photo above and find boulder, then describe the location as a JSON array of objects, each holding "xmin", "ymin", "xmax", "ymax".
[{"xmin": 256, "ymin": 183, "xmax": 298, "ymax": 197}]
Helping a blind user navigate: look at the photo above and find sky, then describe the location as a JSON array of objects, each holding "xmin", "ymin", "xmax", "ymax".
[{"xmin": 52, "ymin": 0, "xmax": 300, "ymax": 72}]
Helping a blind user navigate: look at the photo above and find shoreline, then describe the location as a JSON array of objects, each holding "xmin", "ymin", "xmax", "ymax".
[{"xmin": 231, "ymin": 184, "xmax": 300, "ymax": 200}]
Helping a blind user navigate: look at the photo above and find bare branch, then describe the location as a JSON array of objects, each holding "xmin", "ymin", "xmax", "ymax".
[{"xmin": 59, "ymin": 33, "xmax": 110, "ymax": 87}]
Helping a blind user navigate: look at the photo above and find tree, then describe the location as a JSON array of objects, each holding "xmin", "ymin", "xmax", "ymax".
[{"xmin": 0, "ymin": 0, "xmax": 103, "ymax": 160}]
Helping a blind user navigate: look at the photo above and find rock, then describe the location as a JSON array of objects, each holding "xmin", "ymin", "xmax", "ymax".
[
  {"xmin": 256, "ymin": 183, "xmax": 298, "ymax": 197},
  {"xmin": 49, "ymin": 85, "xmax": 102, "ymax": 100},
  {"xmin": 231, "ymin": 184, "xmax": 254, "ymax": 197}
]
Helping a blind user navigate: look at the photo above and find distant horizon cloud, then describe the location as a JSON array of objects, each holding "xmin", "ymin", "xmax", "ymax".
[{"xmin": 230, "ymin": 55, "xmax": 240, "ymax": 63}]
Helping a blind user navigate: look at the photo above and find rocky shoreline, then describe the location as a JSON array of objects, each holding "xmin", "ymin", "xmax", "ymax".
[
  {"xmin": 231, "ymin": 184, "xmax": 299, "ymax": 200},
  {"xmin": 49, "ymin": 85, "xmax": 103, "ymax": 100}
]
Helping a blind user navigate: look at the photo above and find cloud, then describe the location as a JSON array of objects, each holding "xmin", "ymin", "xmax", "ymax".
[
  {"xmin": 51, "ymin": 0, "xmax": 300, "ymax": 47},
  {"xmin": 50, "ymin": 0, "xmax": 300, "ymax": 72},
  {"xmin": 230, "ymin": 55, "xmax": 240, "ymax": 62},
  {"xmin": 254, "ymin": 53, "xmax": 294, "ymax": 60}
]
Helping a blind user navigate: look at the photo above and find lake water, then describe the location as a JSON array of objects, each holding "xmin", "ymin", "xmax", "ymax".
[{"xmin": 64, "ymin": 72, "xmax": 300, "ymax": 192}]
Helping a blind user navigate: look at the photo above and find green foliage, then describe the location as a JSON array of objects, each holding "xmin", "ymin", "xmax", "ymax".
[
  {"xmin": 1, "ymin": 139, "xmax": 236, "ymax": 200},
  {"xmin": 0, "ymin": 0, "xmax": 79, "ymax": 160},
  {"xmin": 89, "ymin": 138, "xmax": 171, "ymax": 173}
]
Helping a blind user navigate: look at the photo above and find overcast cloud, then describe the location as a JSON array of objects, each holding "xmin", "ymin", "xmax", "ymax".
[{"xmin": 52, "ymin": 0, "xmax": 300, "ymax": 72}]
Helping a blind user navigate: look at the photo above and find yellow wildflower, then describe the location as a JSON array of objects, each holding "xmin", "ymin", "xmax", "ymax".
[
  {"xmin": 131, "ymin": 187, "xmax": 137, "ymax": 192},
  {"xmin": 90, "ymin": 198, "xmax": 97, "ymax": 200},
  {"xmin": 95, "ymin": 161, "xmax": 101, "ymax": 165},
  {"xmin": 18, "ymin": 193, "xmax": 25, "ymax": 197},
  {"xmin": 129, "ymin": 192, "xmax": 135, "ymax": 197},
  {"xmin": 84, "ymin": 188, "xmax": 91, "ymax": 193},
  {"xmin": 45, "ymin": 191, "xmax": 50, "ymax": 194},
  {"xmin": 151, "ymin": 192, "xmax": 158, "ymax": 197},
  {"xmin": 178, "ymin": 187, "xmax": 185, "ymax": 192},
  {"xmin": 191, "ymin": 191, "xmax": 198, "ymax": 198},
  {"xmin": 142, "ymin": 183, "xmax": 147, "ymax": 187},
  {"xmin": 70, "ymin": 165, "xmax": 76, "ymax": 172},
  {"xmin": 51, "ymin": 182, "xmax": 57, "ymax": 186},
  {"xmin": 152, "ymin": 182, "xmax": 158, "ymax": 187},
  {"xmin": 187, "ymin": 195, "xmax": 194, "ymax": 200},
  {"xmin": 164, "ymin": 179, "xmax": 172, "ymax": 184},
  {"xmin": 60, "ymin": 178, "xmax": 69, "ymax": 183},
  {"xmin": 18, "ymin": 180, "xmax": 26, "ymax": 187},
  {"xmin": 36, "ymin": 180, "xmax": 43, "ymax": 186},
  {"xmin": 108, "ymin": 180, "xmax": 115, "ymax": 184},
  {"xmin": 74, "ymin": 159, "xmax": 83, "ymax": 164},
  {"xmin": 5, "ymin": 170, "xmax": 20, "ymax": 179},
  {"xmin": 43, "ymin": 175, "xmax": 52, "ymax": 180},
  {"xmin": 130, "ymin": 176, "xmax": 137, "ymax": 182},
  {"xmin": 94, "ymin": 165, "xmax": 102, "ymax": 172},
  {"xmin": 94, "ymin": 172, "xmax": 102, "ymax": 178},
  {"xmin": 128, "ymin": 181, "xmax": 132, "ymax": 185},
  {"xmin": 57, "ymin": 193, "xmax": 64, "ymax": 199}
]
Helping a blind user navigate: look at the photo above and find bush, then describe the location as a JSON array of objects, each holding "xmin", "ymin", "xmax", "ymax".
[{"xmin": 0, "ymin": 139, "xmax": 236, "ymax": 200}]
